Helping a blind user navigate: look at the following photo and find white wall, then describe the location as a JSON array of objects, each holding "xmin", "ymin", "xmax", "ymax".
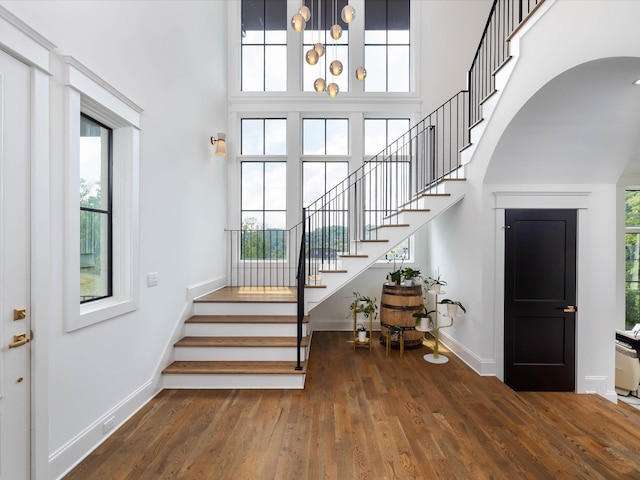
[
  {"xmin": 427, "ymin": 0, "xmax": 640, "ymax": 398},
  {"xmin": 419, "ymin": 0, "xmax": 493, "ymax": 115},
  {"xmin": 0, "ymin": 1, "xmax": 228, "ymax": 477}
]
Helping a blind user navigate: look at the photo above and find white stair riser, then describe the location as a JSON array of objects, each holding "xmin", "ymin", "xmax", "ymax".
[
  {"xmin": 174, "ymin": 346, "xmax": 308, "ymax": 362},
  {"xmin": 185, "ymin": 323, "xmax": 308, "ymax": 337},
  {"xmin": 194, "ymin": 302, "xmax": 297, "ymax": 316},
  {"xmin": 162, "ymin": 373, "xmax": 306, "ymax": 390}
]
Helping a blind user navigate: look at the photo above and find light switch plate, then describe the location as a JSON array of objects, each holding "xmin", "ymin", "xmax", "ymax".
[{"xmin": 147, "ymin": 272, "xmax": 158, "ymax": 287}]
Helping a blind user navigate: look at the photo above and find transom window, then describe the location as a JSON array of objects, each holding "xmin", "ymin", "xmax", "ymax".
[
  {"xmin": 364, "ymin": 0, "xmax": 410, "ymax": 92},
  {"xmin": 241, "ymin": 0, "xmax": 287, "ymax": 92},
  {"xmin": 80, "ymin": 114, "xmax": 112, "ymax": 303}
]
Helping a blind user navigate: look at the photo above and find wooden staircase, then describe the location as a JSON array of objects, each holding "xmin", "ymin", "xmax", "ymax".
[{"xmin": 162, "ymin": 288, "xmax": 309, "ymax": 389}]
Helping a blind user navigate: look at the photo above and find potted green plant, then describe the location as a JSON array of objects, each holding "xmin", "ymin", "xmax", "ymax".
[
  {"xmin": 412, "ymin": 307, "xmax": 435, "ymax": 330},
  {"xmin": 401, "ymin": 267, "xmax": 421, "ymax": 286},
  {"xmin": 387, "ymin": 269, "xmax": 403, "ymax": 286},
  {"xmin": 426, "ymin": 270, "xmax": 447, "ymax": 294},
  {"xmin": 350, "ymin": 292, "xmax": 378, "ymax": 320},
  {"xmin": 356, "ymin": 323, "xmax": 367, "ymax": 342},
  {"xmin": 439, "ymin": 298, "xmax": 466, "ymax": 316}
]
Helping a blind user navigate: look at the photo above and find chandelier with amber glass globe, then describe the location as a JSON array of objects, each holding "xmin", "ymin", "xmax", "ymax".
[{"xmin": 291, "ymin": 1, "xmax": 365, "ymax": 97}]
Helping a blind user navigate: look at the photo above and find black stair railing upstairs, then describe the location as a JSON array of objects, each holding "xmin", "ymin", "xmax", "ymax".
[{"xmin": 468, "ymin": 0, "xmax": 543, "ymax": 128}]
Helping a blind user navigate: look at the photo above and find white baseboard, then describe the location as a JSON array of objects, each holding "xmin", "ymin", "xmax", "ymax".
[
  {"xmin": 187, "ymin": 275, "xmax": 226, "ymax": 301},
  {"xmin": 51, "ymin": 379, "xmax": 158, "ymax": 480},
  {"xmin": 582, "ymin": 375, "xmax": 617, "ymax": 403},
  {"xmin": 437, "ymin": 331, "xmax": 497, "ymax": 376}
]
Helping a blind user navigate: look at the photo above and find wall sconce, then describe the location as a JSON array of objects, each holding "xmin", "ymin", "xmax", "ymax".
[{"xmin": 210, "ymin": 133, "xmax": 226, "ymax": 156}]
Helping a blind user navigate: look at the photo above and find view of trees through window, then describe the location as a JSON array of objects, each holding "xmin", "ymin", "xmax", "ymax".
[
  {"xmin": 626, "ymin": 190, "xmax": 640, "ymax": 328},
  {"xmin": 80, "ymin": 114, "xmax": 112, "ymax": 303}
]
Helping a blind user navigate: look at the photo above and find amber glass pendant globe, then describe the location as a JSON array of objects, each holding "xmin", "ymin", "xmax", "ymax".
[
  {"xmin": 330, "ymin": 60, "xmax": 343, "ymax": 76},
  {"xmin": 330, "ymin": 24, "xmax": 342, "ymax": 40},
  {"xmin": 306, "ymin": 48, "xmax": 319, "ymax": 65},
  {"xmin": 341, "ymin": 5, "xmax": 355, "ymax": 23},
  {"xmin": 291, "ymin": 13, "xmax": 305, "ymax": 32}
]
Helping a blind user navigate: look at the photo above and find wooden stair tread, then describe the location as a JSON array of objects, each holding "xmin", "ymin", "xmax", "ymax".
[
  {"xmin": 318, "ymin": 269, "xmax": 347, "ymax": 273},
  {"xmin": 358, "ymin": 239, "xmax": 389, "ymax": 243},
  {"xmin": 175, "ymin": 336, "xmax": 309, "ymax": 348},
  {"xmin": 162, "ymin": 360, "xmax": 307, "ymax": 375},
  {"xmin": 339, "ymin": 254, "xmax": 369, "ymax": 258},
  {"xmin": 186, "ymin": 315, "xmax": 308, "ymax": 324}
]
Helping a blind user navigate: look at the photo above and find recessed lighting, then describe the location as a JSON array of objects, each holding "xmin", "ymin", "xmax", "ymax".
[{"xmin": 634, "ymin": 78, "xmax": 640, "ymax": 85}]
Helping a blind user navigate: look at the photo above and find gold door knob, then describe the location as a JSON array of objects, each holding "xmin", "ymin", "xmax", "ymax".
[
  {"xmin": 8, "ymin": 333, "xmax": 30, "ymax": 349},
  {"xmin": 563, "ymin": 305, "xmax": 577, "ymax": 313}
]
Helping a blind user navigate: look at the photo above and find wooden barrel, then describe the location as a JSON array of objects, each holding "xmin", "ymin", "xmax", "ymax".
[{"xmin": 379, "ymin": 284, "xmax": 424, "ymax": 349}]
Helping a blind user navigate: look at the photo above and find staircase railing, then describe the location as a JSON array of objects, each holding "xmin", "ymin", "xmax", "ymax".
[
  {"xmin": 225, "ymin": 0, "xmax": 545, "ymax": 369},
  {"xmin": 226, "ymin": 89, "xmax": 468, "ymax": 288},
  {"xmin": 468, "ymin": 0, "xmax": 542, "ymax": 128}
]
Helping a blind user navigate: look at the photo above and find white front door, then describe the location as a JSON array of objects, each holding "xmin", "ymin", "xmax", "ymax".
[{"xmin": 0, "ymin": 49, "xmax": 32, "ymax": 479}]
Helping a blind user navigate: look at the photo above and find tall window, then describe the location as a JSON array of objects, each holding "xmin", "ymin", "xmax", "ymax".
[
  {"xmin": 364, "ymin": 0, "xmax": 410, "ymax": 92},
  {"xmin": 241, "ymin": 118, "xmax": 287, "ymax": 259},
  {"xmin": 242, "ymin": 0, "xmax": 287, "ymax": 91},
  {"xmin": 80, "ymin": 114, "xmax": 112, "ymax": 303},
  {"xmin": 302, "ymin": 0, "xmax": 349, "ymax": 93},
  {"xmin": 626, "ymin": 190, "xmax": 640, "ymax": 329}
]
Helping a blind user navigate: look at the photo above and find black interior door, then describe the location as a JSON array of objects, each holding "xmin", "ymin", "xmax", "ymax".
[{"xmin": 504, "ymin": 209, "xmax": 577, "ymax": 391}]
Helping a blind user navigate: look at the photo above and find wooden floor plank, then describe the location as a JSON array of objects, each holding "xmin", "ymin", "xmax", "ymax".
[{"xmin": 65, "ymin": 331, "xmax": 640, "ymax": 479}]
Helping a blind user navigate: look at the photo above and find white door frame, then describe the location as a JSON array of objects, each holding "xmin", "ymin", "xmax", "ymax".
[{"xmin": 0, "ymin": 6, "xmax": 54, "ymax": 479}]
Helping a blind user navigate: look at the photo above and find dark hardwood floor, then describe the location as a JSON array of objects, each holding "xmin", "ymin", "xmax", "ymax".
[{"xmin": 65, "ymin": 331, "xmax": 640, "ymax": 479}]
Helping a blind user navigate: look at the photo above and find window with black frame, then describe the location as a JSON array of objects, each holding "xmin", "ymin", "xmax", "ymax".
[
  {"xmin": 80, "ymin": 114, "xmax": 112, "ymax": 303},
  {"xmin": 241, "ymin": 0, "xmax": 288, "ymax": 92},
  {"xmin": 364, "ymin": 0, "xmax": 410, "ymax": 92}
]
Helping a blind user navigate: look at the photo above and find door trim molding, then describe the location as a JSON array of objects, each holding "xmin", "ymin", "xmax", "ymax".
[
  {"xmin": 492, "ymin": 190, "xmax": 591, "ymax": 387},
  {"xmin": 0, "ymin": 7, "xmax": 55, "ymax": 478}
]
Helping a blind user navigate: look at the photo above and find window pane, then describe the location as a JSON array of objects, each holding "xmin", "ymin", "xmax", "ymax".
[
  {"xmin": 80, "ymin": 211, "xmax": 109, "ymax": 301},
  {"xmin": 242, "ymin": 211, "xmax": 264, "ymax": 230},
  {"xmin": 388, "ymin": 30, "xmax": 410, "ymax": 44},
  {"xmin": 326, "ymin": 119, "xmax": 348, "ymax": 155},
  {"xmin": 364, "ymin": 119, "xmax": 387, "ymax": 155},
  {"xmin": 264, "ymin": 163, "xmax": 286, "ymax": 209},
  {"xmin": 242, "ymin": 46, "xmax": 264, "ymax": 92},
  {"xmin": 265, "ymin": 119, "xmax": 287, "ymax": 155},
  {"xmin": 388, "ymin": 45, "xmax": 409, "ymax": 92},
  {"xmin": 626, "ymin": 190, "xmax": 640, "ymax": 226},
  {"xmin": 303, "ymin": 120, "xmax": 326, "ymax": 155},
  {"xmin": 364, "ymin": 30, "xmax": 387, "ymax": 43},
  {"xmin": 264, "ymin": 211, "xmax": 286, "ymax": 230},
  {"xmin": 364, "ymin": 46, "xmax": 387, "ymax": 92},
  {"xmin": 303, "ymin": 163, "xmax": 325, "ymax": 206},
  {"xmin": 242, "ymin": 119, "xmax": 264, "ymax": 154},
  {"xmin": 388, "ymin": 119, "xmax": 410, "ymax": 145},
  {"xmin": 80, "ymin": 116, "xmax": 109, "ymax": 211},
  {"xmin": 241, "ymin": 162, "xmax": 264, "ymax": 209},
  {"xmin": 326, "ymin": 162, "xmax": 349, "ymax": 192},
  {"xmin": 627, "ymin": 232, "xmax": 640, "ymax": 329},
  {"xmin": 265, "ymin": 45, "xmax": 287, "ymax": 91}
]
